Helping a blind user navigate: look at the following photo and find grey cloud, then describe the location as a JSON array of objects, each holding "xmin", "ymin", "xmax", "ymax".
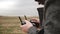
[{"xmin": 0, "ymin": 0, "xmax": 39, "ymax": 16}]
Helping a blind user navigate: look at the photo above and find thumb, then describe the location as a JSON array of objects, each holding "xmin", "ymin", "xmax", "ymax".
[{"xmin": 24, "ymin": 20, "xmax": 32, "ymax": 25}]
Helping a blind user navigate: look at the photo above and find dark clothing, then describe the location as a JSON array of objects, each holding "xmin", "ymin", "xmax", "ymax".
[
  {"xmin": 28, "ymin": 26, "xmax": 44, "ymax": 34},
  {"xmin": 28, "ymin": 0, "xmax": 60, "ymax": 34},
  {"xmin": 28, "ymin": 26, "xmax": 37, "ymax": 34},
  {"xmin": 38, "ymin": 29, "xmax": 44, "ymax": 34},
  {"xmin": 37, "ymin": 7, "xmax": 44, "ymax": 26},
  {"xmin": 44, "ymin": 0, "xmax": 60, "ymax": 34}
]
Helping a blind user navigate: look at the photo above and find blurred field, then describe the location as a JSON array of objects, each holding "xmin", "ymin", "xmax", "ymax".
[{"xmin": 0, "ymin": 16, "xmax": 39, "ymax": 34}]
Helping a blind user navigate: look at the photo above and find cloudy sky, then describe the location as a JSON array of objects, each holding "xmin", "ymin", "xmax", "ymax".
[{"xmin": 0, "ymin": 0, "xmax": 43, "ymax": 16}]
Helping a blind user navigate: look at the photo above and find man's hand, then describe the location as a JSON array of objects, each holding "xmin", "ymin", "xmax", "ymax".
[
  {"xmin": 20, "ymin": 20, "xmax": 33, "ymax": 32},
  {"xmin": 20, "ymin": 18, "xmax": 40, "ymax": 32},
  {"xmin": 30, "ymin": 18, "xmax": 40, "ymax": 24}
]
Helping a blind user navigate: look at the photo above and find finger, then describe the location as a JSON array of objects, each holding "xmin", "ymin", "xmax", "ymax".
[
  {"xmin": 31, "ymin": 18, "xmax": 40, "ymax": 23},
  {"xmin": 24, "ymin": 20, "xmax": 32, "ymax": 24},
  {"xmin": 20, "ymin": 25, "xmax": 26, "ymax": 28}
]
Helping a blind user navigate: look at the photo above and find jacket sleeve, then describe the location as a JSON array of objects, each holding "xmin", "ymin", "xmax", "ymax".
[{"xmin": 28, "ymin": 26, "xmax": 38, "ymax": 34}]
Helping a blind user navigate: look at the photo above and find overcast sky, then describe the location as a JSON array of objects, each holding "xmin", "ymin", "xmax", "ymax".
[{"xmin": 0, "ymin": 0, "xmax": 43, "ymax": 16}]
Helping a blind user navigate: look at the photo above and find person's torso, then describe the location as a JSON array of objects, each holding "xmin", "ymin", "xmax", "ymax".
[{"xmin": 44, "ymin": 0, "xmax": 60, "ymax": 34}]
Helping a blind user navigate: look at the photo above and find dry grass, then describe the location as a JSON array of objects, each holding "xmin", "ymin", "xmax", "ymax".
[{"xmin": 0, "ymin": 16, "xmax": 38, "ymax": 34}]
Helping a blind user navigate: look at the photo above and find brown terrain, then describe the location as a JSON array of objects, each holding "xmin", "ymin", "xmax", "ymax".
[{"xmin": 0, "ymin": 16, "xmax": 38, "ymax": 34}]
